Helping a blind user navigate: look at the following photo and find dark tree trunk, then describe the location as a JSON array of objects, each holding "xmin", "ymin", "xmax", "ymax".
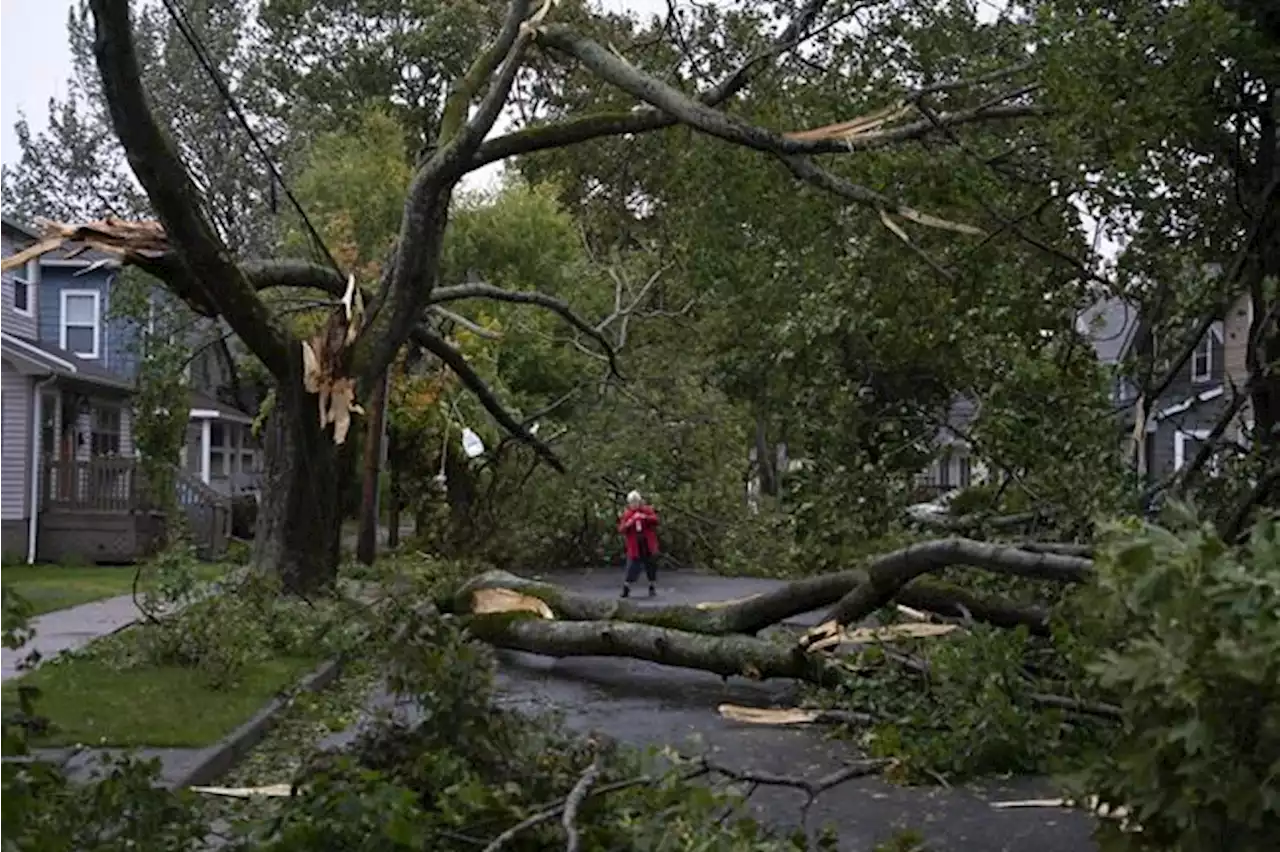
[
  {"xmin": 356, "ymin": 370, "xmax": 389, "ymax": 565},
  {"xmin": 252, "ymin": 378, "xmax": 347, "ymax": 593},
  {"xmin": 754, "ymin": 413, "xmax": 778, "ymax": 497},
  {"xmin": 388, "ymin": 430, "xmax": 402, "ymax": 550},
  {"xmin": 444, "ymin": 446, "xmax": 476, "ymax": 553}
]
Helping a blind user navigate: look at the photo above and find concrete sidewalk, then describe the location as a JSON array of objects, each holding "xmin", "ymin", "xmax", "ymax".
[{"xmin": 2, "ymin": 594, "xmax": 145, "ymax": 682}]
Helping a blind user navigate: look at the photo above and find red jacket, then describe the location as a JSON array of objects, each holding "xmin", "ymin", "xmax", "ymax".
[{"xmin": 618, "ymin": 505, "xmax": 660, "ymax": 560}]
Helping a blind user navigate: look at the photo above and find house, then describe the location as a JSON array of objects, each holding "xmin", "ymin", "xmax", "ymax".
[
  {"xmin": 2, "ymin": 217, "xmax": 148, "ymax": 562},
  {"xmin": 1078, "ymin": 294, "xmax": 1242, "ymax": 480},
  {"xmin": 1, "ymin": 216, "xmax": 256, "ymax": 563},
  {"xmin": 18, "ymin": 217, "xmax": 265, "ymax": 496},
  {"xmin": 914, "ymin": 397, "xmax": 989, "ymax": 495}
]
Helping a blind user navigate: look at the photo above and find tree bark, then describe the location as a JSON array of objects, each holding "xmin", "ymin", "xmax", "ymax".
[
  {"xmin": 466, "ymin": 616, "xmax": 844, "ymax": 684},
  {"xmin": 252, "ymin": 378, "xmax": 347, "ymax": 593},
  {"xmin": 455, "ymin": 545, "xmax": 1063, "ymax": 637},
  {"xmin": 357, "ymin": 369, "xmax": 390, "ymax": 565}
]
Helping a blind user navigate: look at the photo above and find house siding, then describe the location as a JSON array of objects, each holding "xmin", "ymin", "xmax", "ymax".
[
  {"xmin": 2, "ymin": 225, "xmax": 39, "ymax": 340},
  {"xmin": 37, "ymin": 266, "xmax": 140, "ymax": 379},
  {"xmin": 1222, "ymin": 293, "xmax": 1251, "ymax": 388},
  {"xmin": 1, "ymin": 361, "xmax": 31, "ymax": 521}
]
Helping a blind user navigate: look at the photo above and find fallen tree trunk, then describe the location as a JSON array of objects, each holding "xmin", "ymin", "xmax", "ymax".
[
  {"xmin": 455, "ymin": 537, "xmax": 1078, "ymax": 637},
  {"xmin": 465, "ymin": 616, "xmax": 845, "ymax": 684},
  {"xmin": 821, "ymin": 538, "xmax": 1091, "ymax": 629}
]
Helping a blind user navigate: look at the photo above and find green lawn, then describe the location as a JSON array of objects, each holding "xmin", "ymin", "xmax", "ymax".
[
  {"xmin": 2, "ymin": 653, "xmax": 318, "ymax": 749},
  {"xmin": 1, "ymin": 563, "xmax": 227, "ymax": 618}
]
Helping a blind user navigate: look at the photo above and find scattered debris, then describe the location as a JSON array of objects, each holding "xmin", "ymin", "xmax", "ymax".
[{"xmin": 803, "ymin": 619, "xmax": 959, "ymax": 653}]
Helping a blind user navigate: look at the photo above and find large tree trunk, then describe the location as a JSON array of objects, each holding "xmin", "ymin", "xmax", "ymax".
[{"xmin": 252, "ymin": 379, "xmax": 347, "ymax": 593}]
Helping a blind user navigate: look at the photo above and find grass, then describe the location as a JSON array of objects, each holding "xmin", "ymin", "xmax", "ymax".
[
  {"xmin": 0, "ymin": 563, "xmax": 227, "ymax": 618},
  {"xmin": 2, "ymin": 649, "xmax": 318, "ymax": 750}
]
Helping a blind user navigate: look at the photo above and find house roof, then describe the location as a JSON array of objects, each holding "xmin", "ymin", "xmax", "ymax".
[
  {"xmin": 0, "ymin": 331, "xmax": 134, "ymax": 392},
  {"xmin": 1077, "ymin": 298, "xmax": 1140, "ymax": 365},
  {"xmin": 1, "ymin": 216, "xmax": 40, "ymax": 242},
  {"xmin": 189, "ymin": 390, "xmax": 255, "ymax": 425},
  {"xmin": 933, "ymin": 397, "xmax": 977, "ymax": 446}
]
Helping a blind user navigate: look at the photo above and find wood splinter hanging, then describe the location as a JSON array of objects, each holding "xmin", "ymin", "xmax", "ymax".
[{"xmin": 302, "ymin": 274, "xmax": 365, "ymax": 445}]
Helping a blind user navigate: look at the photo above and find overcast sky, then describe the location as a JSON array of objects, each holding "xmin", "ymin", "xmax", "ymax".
[{"xmin": 0, "ymin": 0, "xmax": 674, "ymax": 169}]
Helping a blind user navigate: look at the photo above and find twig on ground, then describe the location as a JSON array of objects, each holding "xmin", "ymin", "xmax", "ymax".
[{"xmin": 562, "ymin": 755, "xmax": 603, "ymax": 852}]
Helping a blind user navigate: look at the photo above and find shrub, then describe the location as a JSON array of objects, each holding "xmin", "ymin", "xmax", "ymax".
[
  {"xmin": 1066, "ymin": 509, "xmax": 1280, "ymax": 851},
  {"xmin": 230, "ymin": 494, "xmax": 259, "ymax": 540}
]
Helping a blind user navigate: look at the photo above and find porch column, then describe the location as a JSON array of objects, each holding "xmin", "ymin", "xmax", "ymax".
[{"xmin": 200, "ymin": 419, "xmax": 212, "ymax": 484}]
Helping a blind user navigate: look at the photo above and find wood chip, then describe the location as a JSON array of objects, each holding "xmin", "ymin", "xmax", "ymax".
[
  {"xmin": 190, "ymin": 784, "xmax": 293, "ymax": 798},
  {"xmin": 471, "ymin": 587, "xmax": 554, "ymax": 619},
  {"xmin": 718, "ymin": 704, "xmax": 822, "ymax": 725}
]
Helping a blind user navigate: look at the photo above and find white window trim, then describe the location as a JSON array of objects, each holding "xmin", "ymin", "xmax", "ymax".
[
  {"xmin": 1190, "ymin": 333, "xmax": 1213, "ymax": 383},
  {"xmin": 60, "ymin": 289, "xmax": 101, "ymax": 359},
  {"xmin": 10, "ymin": 275, "xmax": 33, "ymax": 316},
  {"xmin": 1173, "ymin": 429, "xmax": 1212, "ymax": 472}
]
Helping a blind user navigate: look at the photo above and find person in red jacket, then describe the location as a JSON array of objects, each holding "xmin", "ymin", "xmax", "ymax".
[{"xmin": 618, "ymin": 490, "xmax": 660, "ymax": 598}]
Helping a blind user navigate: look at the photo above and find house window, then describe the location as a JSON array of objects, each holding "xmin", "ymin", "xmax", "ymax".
[
  {"xmin": 958, "ymin": 455, "xmax": 972, "ymax": 488},
  {"xmin": 209, "ymin": 422, "xmax": 227, "ymax": 477},
  {"xmin": 1174, "ymin": 429, "xmax": 1215, "ymax": 474},
  {"xmin": 11, "ymin": 276, "xmax": 31, "ymax": 315},
  {"xmin": 60, "ymin": 290, "xmax": 101, "ymax": 358},
  {"xmin": 1191, "ymin": 333, "xmax": 1212, "ymax": 383},
  {"xmin": 91, "ymin": 406, "xmax": 122, "ymax": 456}
]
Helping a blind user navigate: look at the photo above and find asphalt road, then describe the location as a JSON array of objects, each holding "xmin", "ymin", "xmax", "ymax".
[{"xmin": 488, "ymin": 566, "xmax": 1098, "ymax": 852}]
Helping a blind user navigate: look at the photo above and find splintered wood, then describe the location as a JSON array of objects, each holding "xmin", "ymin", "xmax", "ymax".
[
  {"xmin": 0, "ymin": 217, "xmax": 168, "ymax": 272},
  {"xmin": 784, "ymin": 102, "xmax": 913, "ymax": 143},
  {"xmin": 301, "ymin": 274, "xmax": 365, "ymax": 445},
  {"xmin": 470, "ymin": 587, "xmax": 555, "ymax": 620},
  {"xmin": 802, "ymin": 619, "xmax": 959, "ymax": 653}
]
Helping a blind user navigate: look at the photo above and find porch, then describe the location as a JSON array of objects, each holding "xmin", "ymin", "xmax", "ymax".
[{"xmin": 38, "ymin": 457, "xmax": 231, "ymax": 563}]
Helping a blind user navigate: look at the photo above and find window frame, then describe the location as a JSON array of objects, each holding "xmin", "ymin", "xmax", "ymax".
[
  {"xmin": 1190, "ymin": 332, "xmax": 1213, "ymax": 383},
  {"xmin": 10, "ymin": 275, "xmax": 32, "ymax": 316},
  {"xmin": 1174, "ymin": 428, "xmax": 1215, "ymax": 474},
  {"xmin": 60, "ymin": 289, "xmax": 102, "ymax": 359},
  {"xmin": 90, "ymin": 404, "xmax": 123, "ymax": 457}
]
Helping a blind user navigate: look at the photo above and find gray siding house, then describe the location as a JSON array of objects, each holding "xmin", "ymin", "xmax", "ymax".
[
  {"xmin": 1078, "ymin": 297, "xmax": 1235, "ymax": 481},
  {"xmin": 2, "ymin": 218, "xmax": 140, "ymax": 562},
  {"xmin": 1, "ymin": 217, "xmax": 260, "ymax": 563}
]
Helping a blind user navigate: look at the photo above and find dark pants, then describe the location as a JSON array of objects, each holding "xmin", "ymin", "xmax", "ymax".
[{"xmin": 624, "ymin": 554, "xmax": 656, "ymax": 584}]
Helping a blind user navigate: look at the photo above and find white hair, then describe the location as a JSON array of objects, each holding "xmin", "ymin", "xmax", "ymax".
[{"xmin": 626, "ymin": 490, "xmax": 643, "ymax": 507}]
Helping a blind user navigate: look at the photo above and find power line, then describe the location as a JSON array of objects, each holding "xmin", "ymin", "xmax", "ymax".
[{"xmin": 157, "ymin": 0, "xmax": 344, "ymax": 276}]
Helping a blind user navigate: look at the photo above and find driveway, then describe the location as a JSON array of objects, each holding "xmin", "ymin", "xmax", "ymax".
[{"xmin": 489, "ymin": 567, "xmax": 1098, "ymax": 852}]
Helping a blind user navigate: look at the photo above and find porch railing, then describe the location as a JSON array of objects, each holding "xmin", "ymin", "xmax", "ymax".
[{"xmin": 41, "ymin": 457, "xmax": 150, "ymax": 512}]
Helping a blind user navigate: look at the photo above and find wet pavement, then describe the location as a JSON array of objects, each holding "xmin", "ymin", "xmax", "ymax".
[
  {"xmin": 1, "ymin": 594, "xmax": 143, "ymax": 682},
  {"xmin": 486, "ymin": 566, "xmax": 1098, "ymax": 852}
]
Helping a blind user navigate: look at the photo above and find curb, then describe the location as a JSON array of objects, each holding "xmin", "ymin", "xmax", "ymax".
[{"xmin": 163, "ymin": 654, "xmax": 346, "ymax": 791}]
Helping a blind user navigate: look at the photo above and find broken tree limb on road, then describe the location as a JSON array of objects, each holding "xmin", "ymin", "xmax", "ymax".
[
  {"xmin": 464, "ymin": 616, "xmax": 847, "ymax": 685},
  {"xmin": 453, "ymin": 537, "xmax": 1078, "ymax": 637}
]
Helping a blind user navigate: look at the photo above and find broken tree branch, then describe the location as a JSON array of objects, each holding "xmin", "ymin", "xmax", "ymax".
[
  {"xmin": 465, "ymin": 617, "xmax": 845, "ymax": 684},
  {"xmin": 411, "ymin": 327, "xmax": 565, "ymax": 472},
  {"xmin": 470, "ymin": 0, "xmax": 834, "ymax": 169},
  {"xmin": 455, "ymin": 539, "xmax": 1078, "ymax": 638},
  {"xmin": 819, "ymin": 539, "xmax": 1090, "ymax": 630},
  {"xmin": 87, "ymin": 1, "xmax": 291, "ymax": 374},
  {"xmin": 427, "ymin": 280, "xmax": 622, "ymax": 378},
  {"xmin": 562, "ymin": 755, "xmax": 602, "ymax": 852}
]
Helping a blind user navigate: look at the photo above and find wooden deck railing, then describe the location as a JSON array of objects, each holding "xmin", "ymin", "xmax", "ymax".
[
  {"xmin": 41, "ymin": 457, "xmax": 150, "ymax": 512},
  {"xmin": 40, "ymin": 457, "xmax": 234, "ymax": 558}
]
